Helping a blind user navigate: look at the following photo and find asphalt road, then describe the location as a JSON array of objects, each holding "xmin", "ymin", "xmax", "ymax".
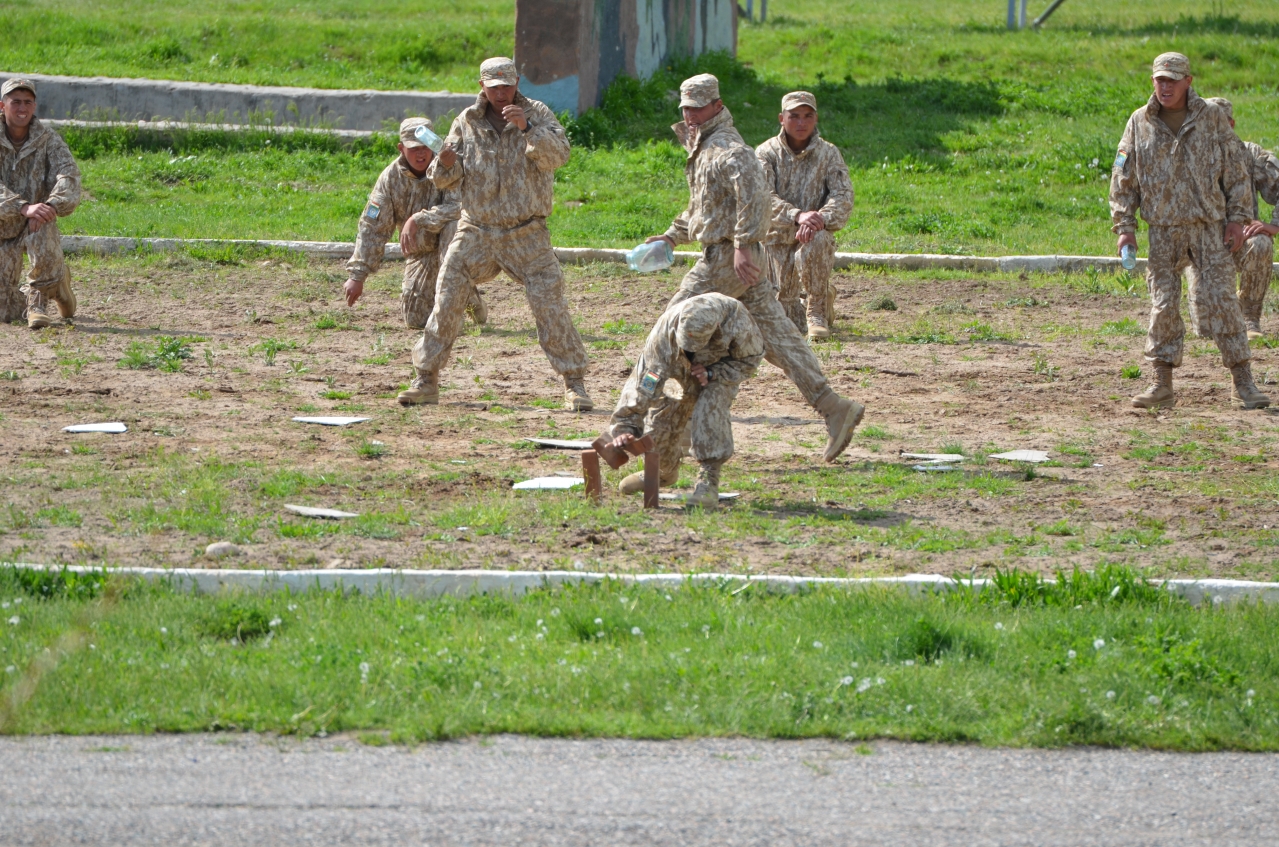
[{"xmin": 0, "ymin": 734, "xmax": 1275, "ymax": 846}]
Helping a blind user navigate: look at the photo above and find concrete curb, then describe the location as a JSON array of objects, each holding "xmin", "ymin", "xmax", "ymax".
[
  {"xmin": 0, "ymin": 71, "xmax": 473, "ymax": 131},
  {"xmin": 57, "ymin": 236, "xmax": 1186, "ymax": 274},
  {"xmin": 45, "ymin": 119, "xmax": 376, "ymax": 141},
  {"xmin": 4, "ymin": 564, "xmax": 1277, "ymax": 606}
]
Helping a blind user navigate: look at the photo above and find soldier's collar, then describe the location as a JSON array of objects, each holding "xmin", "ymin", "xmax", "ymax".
[
  {"xmin": 0, "ymin": 115, "xmax": 43, "ymax": 151},
  {"xmin": 675, "ymin": 107, "xmax": 734, "ymax": 154}
]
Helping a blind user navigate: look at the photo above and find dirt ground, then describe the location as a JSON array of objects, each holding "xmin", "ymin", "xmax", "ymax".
[{"xmin": 1, "ymin": 252, "xmax": 1277, "ymax": 579}]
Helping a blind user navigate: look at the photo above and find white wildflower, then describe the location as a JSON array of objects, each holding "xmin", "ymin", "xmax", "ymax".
[
  {"xmin": 1146, "ymin": 695, "xmax": 1161, "ymax": 706},
  {"xmin": 289, "ymin": 604, "xmax": 299, "ymax": 611},
  {"xmin": 994, "ymin": 622, "xmax": 1004, "ymax": 630},
  {"xmin": 1094, "ymin": 639, "xmax": 1105, "ymax": 650},
  {"xmin": 160, "ymin": 627, "xmax": 168, "ymax": 634},
  {"xmin": 632, "ymin": 627, "xmax": 643, "ymax": 636},
  {"xmin": 1247, "ymin": 689, "xmax": 1255, "ymax": 698},
  {"xmin": 906, "ymin": 704, "xmax": 914, "ymax": 712},
  {"xmin": 595, "ymin": 618, "xmax": 603, "ymax": 625},
  {"xmin": 4, "ymin": 666, "xmax": 13, "ymax": 674},
  {"xmin": 840, "ymin": 676, "xmax": 854, "ymax": 686},
  {"xmin": 813, "ymin": 641, "xmax": 823, "ymax": 649},
  {"xmin": 904, "ymin": 659, "xmax": 915, "ymax": 666},
  {"xmin": 856, "ymin": 678, "xmax": 873, "ymax": 693},
  {"xmin": 1067, "ymin": 650, "xmax": 1077, "ymax": 660},
  {"xmin": 6, "ymin": 616, "xmax": 18, "ymax": 626},
  {"xmin": 269, "ymin": 618, "xmax": 281, "ymax": 628},
  {"xmin": 551, "ymin": 608, "xmax": 560, "ymax": 617},
  {"xmin": 474, "ymin": 681, "xmax": 482, "ymax": 689},
  {"xmin": 1106, "ymin": 690, "xmax": 1116, "ymax": 699}
]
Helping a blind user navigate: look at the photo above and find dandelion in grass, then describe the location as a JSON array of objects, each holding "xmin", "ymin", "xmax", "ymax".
[
  {"xmin": 1247, "ymin": 689, "xmax": 1256, "ymax": 698},
  {"xmin": 160, "ymin": 627, "xmax": 168, "ymax": 634},
  {"xmin": 994, "ymin": 622, "xmax": 1004, "ymax": 630},
  {"xmin": 850, "ymin": 661, "xmax": 859, "ymax": 668},
  {"xmin": 536, "ymin": 633, "xmax": 544, "ymax": 640},
  {"xmin": 904, "ymin": 659, "xmax": 915, "ymax": 666},
  {"xmin": 473, "ymin": 681, "xmax": 482, "ymax": 690},
  {"xmin": 1106, "ymin": 690, "xmax": 1116, "ymax": 699},
  {"xmin": 664, "ymin": 594, "xmax": 673, "ymax": 601},
  {"xmin": 632, "ymin": 627, "xmax": 643, "ymax": 637},
  {"xmin": 1146, "ymin": 695, "xmax": 1161, "ymax": 706},
  {"xmin": 359, "ymin": 661, "xmax": 370, "ymax": 684},
  {"xmin": 551, "ymin": 608, "xmax": 560, "ymax": 617},
  {"xmin": 558, "ymin": 658, "xmax": 567, "ymax": 666},
  {"xmin": 4, "ymin": 666, "xmax": 14, "ymax": 674},
  {"xmin": 7, "ymin": 616, "xmax": 18, "ymax": 626},
  {"xmin": 619, "ymin": 597, "xmax": 628, "ymax": 604},
  {"xmin": 840, "ymin": 676, "xmax": 854, "ymax": 687},
  {"xmin": 289, "ymin": 604, "xmax": 299, "ymax": 612},
  {"xmin": 813, "ymin": 641, "xmax": 824, "ymax": 649},
  {"xmin": 508, "ymin": 635, "xmax": 517, "ymax": 643},
  {"xmin": 1, "ymin": 602, "xmax": 8, "ymax": 609},
  {"xmin": 536, "ymin": 619, "xmax": 543, "ymax": 627},
  {"xmin": 1094, "ymin": 639, "xmax": 1105, "ymax": 650},
  {"xmin": 906, "ymin": 704, "xmax": 914, "ymax": 713},
  {"xmin": 856, "ymin": 678, "xmax": 874, "ymax": 693},
  {"xmin": 701, "ymin": 624, "xmax": 710, "ymax": 635},
  {"xmin": 1067, "ymin": 650, "xmax": 1077, "ymax": 660},
  {"xmin": 594, "ymin": 618, "xmax": 603, "ymax": 625},
  {"xmin": 269, "ymin": 618, "xmax": 281, "ymax": 628}
]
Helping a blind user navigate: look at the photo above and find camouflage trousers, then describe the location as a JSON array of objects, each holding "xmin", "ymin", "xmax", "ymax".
[
  {"xmin": 640, "ymin": 241, "xmax": 833, "ymax": 481},
  {"xmin": 411, "ymin": 218, "xmax": 588, "ymax": 378},
  {"xmin": 400, "ymin": 251, "xmax": 444, "ymax": 330},
  {"xmin": 1145, "ymin": 223, "xmax": 1251, "ymax": 369},
  {"xmin": 1186, "ymin": 232, "xmax": 1273, "ymax": 335},
  {"xmin": 0, "ymin": 219, "xmax": 67, "ymax": 323},
  {"xmin": 765, "ymin": 229, "xmax": 837, "ymax": 331}
]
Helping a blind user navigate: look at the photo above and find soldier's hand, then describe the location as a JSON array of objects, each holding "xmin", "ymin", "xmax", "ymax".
[
  {"xmin": 1116, "ymin": 232, "xmax": 1137, "ymax": 257},
  {"xmin": 796, "ymin": 211, "xmax": 825, "ymax": 231},
  {"xmin": 690, "ymin": 364, "xmax": 710, "ymax": 387},
  {"xmin": 502, "ymin": 105, "xmax": 528, "ymax": 131},
  {"xmin": 646, "ymin": 235, "xmax": 676, "ymax": 249},
  {"xmin": 401, "ymin": 216, "xmax": 420, "ymax": 250},
  {"xmin": 1225, "ymin": 222, "xmax": 1245, "ymax": 254},
  {"xmin": 21, "ymin": 202, "xmax": 55, "ymax": 232},
  {"xmin": 343, "ymin": 278, "xmax": 364, "ymax": 308},
  {"xmin": 1242, "ymin": 220, "xmax": 1279, "ymax": 240},
  {"xmin": 608, "ymin": 432, "xmax": 637, "ymax": 450},
  {"xmin": 438, "ymin": 145, "xmax": 458, "ymax": 168},
  {"xmin": 734, "ymin": 247, "xmax": 761, "ymax": 288},
  {"xmin": 796, "ymin": 222, "xmax": 817, "ymax": 244}
]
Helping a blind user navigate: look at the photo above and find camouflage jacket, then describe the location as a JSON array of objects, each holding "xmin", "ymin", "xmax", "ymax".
[
  {"xmin": 346, "ymin": 155, "xmax": 459, "ymax": 283},
  {"xmin": 1110, "ymin": 90, "xmax": 1251, "ymax": 234},
  {"xmin": 664, "ymin": 108, "xmax": 770, "ymax": 249},
  {"xmin": 0, "ymin": 117, "xmax": 80, "ymax": 241},
  {"xmin": 1240, "ymin": 141, "xmax": 1279, "ymax": 226},
  {"xmin": 755, "ymin": 128, "xmax": 854, "ymax": 244},
  {"xmin": 427, "ymin": 91, "xmax": 570, "ymax": 229},
  {"xmin": 671, "ymin": 293, "xmax": 764, "ymax": 386}
]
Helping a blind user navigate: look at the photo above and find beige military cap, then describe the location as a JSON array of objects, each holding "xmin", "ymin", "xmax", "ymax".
[
  {"xmin": 480, "ymin": 57, "xmax": 519, "ymax": 88},
  {"xmin": 679, "ymin": 74, "xmax": 721, "ymax": 109},
  {"xmin": 1205, "ymin": 96, "xmax": 1233, "ymax": 121},
  {"xmin": 1152, "ymin": 52, "xmax": 1191, "ymax": 80},
  {"xmin": 781, "ymin": 91, "xmax": 817, "ymax": 112},
  {"xmin": 1, "ymin": 78, "xmax": 36, "ymax": 98},
  {"xmin": 399, "ymin": 117, "xmax": 435, "ymax": 147}
]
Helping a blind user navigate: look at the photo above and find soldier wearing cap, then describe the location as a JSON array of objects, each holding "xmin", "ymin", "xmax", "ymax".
[
  {"xmin": 343, "ymin": 117, "xmax": 485, "ymax": 332},
  {"xmin": 399, "ymin": 57, "xmax": 592, "ymax": 411},
  {"xmin": 1110, "ymin": 52, "xmax": 1269, "ymax": 410},
  {"xmin": 629, "ymin": 73, "xmax": 865, "ymax": 495},
  {"xmin": 1185, "ymin": 97, "xmax": 1279, "ymax": 342},
  {"xmin": 601, "ymin": 293, "xmax": 763, "ymax": 509},
  {"xmin": 0, "ymin": 78, "xmax": 80, "ymax": 329},
  {"xmin": 756, "ymin": 90, "xmax": 854, "ymax": 339}
]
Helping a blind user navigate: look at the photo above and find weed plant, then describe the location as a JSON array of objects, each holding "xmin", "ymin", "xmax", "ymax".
[{"xmin": 0, "ymin": 566, "xmax": 1274, "ymax": 749}]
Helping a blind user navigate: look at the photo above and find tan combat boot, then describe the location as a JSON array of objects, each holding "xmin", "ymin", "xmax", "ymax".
[
  {"xmin": 397, "ymin": 371, "xmax": 438, "ymax": 406},
  {"xmin": 1240, "ymin": 297, "xmax": 1265, "ymax": 341},
  {"xmin": 466, "ymin": 286, "xmax": 488, "ymax": 326},
  {"xmin": 619, "ymin": 458, "xmax": 681, "ymax": 494},
  {"xmin": 1131, "ymin": 361, "xmax": 1175, "ymax": 409},
  {"xmin": 1230, "ymin": 362, "xmax": 1271, "ymax": 410},
  {"xmin": 26, "ymin": 289, "xmax": 52, "ymax": 329},
  {"xmin": 815, "ymin": 392, "xmax": 865, "ymax": 462},
  {"xmin": 564, "ymin": 376, "xmax": 593, "ymax": 412},
  {"xmin": 681, "ymin": 460, "xmax": 721, "ymax": 510},
  {"xmin": 51, "ymin": 268, "xmax": 76, "ymax": 319}
]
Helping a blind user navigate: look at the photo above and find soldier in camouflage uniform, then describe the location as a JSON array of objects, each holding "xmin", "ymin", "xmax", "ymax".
[
  {"xmin": 1110, "ymin": 53, "xmax": 1269, "ymax": 410},
  {"xmin": 0, "ymin": 79, "xmax": 80, "ymax": 329},
  {"xmin": 343, "ymin": 118, "xmax": 485, "ymax": 331},
  {"xmin": 622, "ymin": 74, "xmax": 864, "ymax": 495},
  {"xmin": 603, "ymin": 293, "xmax": 763, "ymax": 509},
  {"xmin": 756, "ymin": 91, "xmax": 854, "ymax": 340},
  {"xmin": 1185, "ymin": 97, "xmax": 1279, "ymax": 342},
  {"xmin": 399, "ymin": 58, "xmax": 592, "ymax": 411}
]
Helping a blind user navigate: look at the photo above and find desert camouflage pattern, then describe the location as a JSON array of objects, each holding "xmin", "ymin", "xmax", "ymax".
[
  {"xmin": 413, "ymin": 90, "xmax": 586, "ymax": 380},
  {"xmin": 611, "ymin": 293, "xmax": 763, "ymax": 465},
  {"xmin": 1109, "ymin": 90, "xmax": 1251, "ymax": 234},
  {"xmin": 427, "ymin": 90, "xmax": 570, "ymax": 229},
  {"xmin": 1187, "ymin": 141, "xmax": 1279, "ymax": 335},
  {"xmin": 664, "ymin": 108, "xmax": 771, "ymax": 249},
  {"xmin": 639, "ymin": 244, "xmax": 837, "ymax": 481},
  {"xmin": 345, "ymin": 155, "xmax": 460, "ymax": 328},
  {"xmin": 756, "ymin": 128, "xmax": 853, "ymax": 328},
  {"xmin": 411, "ymin": 219, "xmax": 588, "ymax": 378},
  {"xmin": 678, "ymin": 74, "xmax": 721, "ymax": 109},
  {"xmin": 0, "ymin": 117, "xmax": 79, "ymax": 320},
  {"xmin": 1145, "ymin": 223, "xmax": 1251, "ymax": 369}
]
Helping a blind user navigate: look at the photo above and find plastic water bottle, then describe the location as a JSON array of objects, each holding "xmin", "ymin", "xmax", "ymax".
[
  {"xmin": 413, "ymin": 124, "xmax": 445, "ymax": 154},
  {"xmin": 1120, "ymin": 244, "xmax": 1137, "ymax": 270},
  {"xmin": 625, "ymin": 240, "xmax": 674, "ymax": 273}
]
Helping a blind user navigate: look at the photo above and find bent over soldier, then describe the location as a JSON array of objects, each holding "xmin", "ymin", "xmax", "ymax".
[
  {"xmin": 756, "ymin": 90, "xmax": 854, "ymax": 340},
  {"xmin": 1187, "ymin": 97, "xmax": 1279, "ymax": 342},
  {"xmin": 602, "ymin": 293, "xmax": 763, "ymax": 509},
  {"xmin": 627, "ymin": 73, "xmax": 864, "ymax": 496},
  {"xmin": 343, "ymin": 118, "xmax": 484, "ymax": 331},
  {"xmin": 1110, "ymin": 53, "xmax": 1269, "ymax": 410},
  {"xmin": 0, "ymin": 78, "xmax": 80, "ymax": 329},
  {"xmin": 399, "ymin": 57, "xmax": 592, "ymax": 411}
]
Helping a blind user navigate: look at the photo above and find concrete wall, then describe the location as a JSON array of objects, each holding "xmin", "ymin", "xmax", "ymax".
[
  {"xmin": 0, "ymin": 72, "xmax": 475, "ymax": 132},
  {"xmin": 515, "ymin": 0, "xmax": 737, "ymax": 115}
]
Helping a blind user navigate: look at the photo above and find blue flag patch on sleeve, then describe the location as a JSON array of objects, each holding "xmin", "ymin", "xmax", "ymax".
[
  {"xmin": 1113, "ymin": 150, "xmax": 1128, "ymax": 171},
  {"xmin": 365, "ymin": 202, "xmax": 381, "ymax": 220},
  {"xmin": 638, "ymin": 369, "xmax": 661, "ymax": 395}
]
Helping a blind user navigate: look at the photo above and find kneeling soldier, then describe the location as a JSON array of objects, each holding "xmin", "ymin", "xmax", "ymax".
[
  {"xmin": 756, "ymin": 91, "xmax": 853, "ymax": 339},
  {"xmin": 602, "ymin": 293, "xmax": 763, "ymax": 509},
  {"xmin": 343, "ymin": 118, "xmax": 485, "ymax": 330},
  {"xmin": 0, "ymin": 78, "xmax": 80, "ymax": 329}
]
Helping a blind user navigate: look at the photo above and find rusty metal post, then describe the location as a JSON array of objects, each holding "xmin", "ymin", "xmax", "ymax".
[
  {"xmin": 582, "ymin": 451, "xmax": 602, "ymax": 502},
  {"xmin": 642, "ymin": 451, "xmax": 660, "ymax": 509}
]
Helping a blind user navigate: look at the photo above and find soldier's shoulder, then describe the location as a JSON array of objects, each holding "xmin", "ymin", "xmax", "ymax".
[{"xmin": 755, "ymin": 135, "xmax": 784, "ymax": 157}]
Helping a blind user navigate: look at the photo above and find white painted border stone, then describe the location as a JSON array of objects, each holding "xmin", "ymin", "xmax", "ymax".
[{"xmin": 3, "ymin": 564, "xmax": 1277, "ymax": 606}]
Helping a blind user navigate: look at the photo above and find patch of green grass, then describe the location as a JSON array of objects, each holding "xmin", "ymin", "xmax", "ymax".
[
  {"xmin": 1121, "ymin": 364, "xmax": 1142, "ymax": 379},
  {"xmin": 35, "ymin": 506, "xmax": 83, "ymax": 529},
  {"xmin": 1101, "ymin": 318, "xmax": 1145, "ymax": 337},
  {"xmin": 252, "ymin": 338, "xmax": 298, "ymax": 366},
  {"xmin": 117, "ymin": 336, "xmax": 195, "ymax": 372},
  {"xmin": 320, "ymin": 390, "xmax": 353, "ymax": 400},
  {"xmin": 2, "ymin": 568, "xmax": 1276, "ymax": 750},
  {"xmin": 601, "ymin": 319, "xmax": 646, "ymax": 335},
  {"xmin": 867, "ymin": 295, "xmax": 898, "ymax": 312},
  {"xmin": 315, "ymin": 313, "xmax": 356, "ymax": 331},
  {"xmin": 354, "ymin": 440, "xmax": 388, "ymax": 460}
]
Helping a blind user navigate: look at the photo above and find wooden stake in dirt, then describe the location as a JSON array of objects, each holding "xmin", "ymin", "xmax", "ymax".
[
  {"xmin": 582, "ymin": 451, "xmax": 603, "ymax": 502},
  {"xmin": 643, "ymin": 451, "xmax": 660, "ymax": 509}
]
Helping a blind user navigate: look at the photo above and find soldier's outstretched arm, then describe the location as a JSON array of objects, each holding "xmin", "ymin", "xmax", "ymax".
[
  {"xmin": 413, "ymin": 190, "xmax": 461, "ymax": 234},
  {"xmin": 429, "ymin": 126, "xmax": 466, "ymax": 190}
]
